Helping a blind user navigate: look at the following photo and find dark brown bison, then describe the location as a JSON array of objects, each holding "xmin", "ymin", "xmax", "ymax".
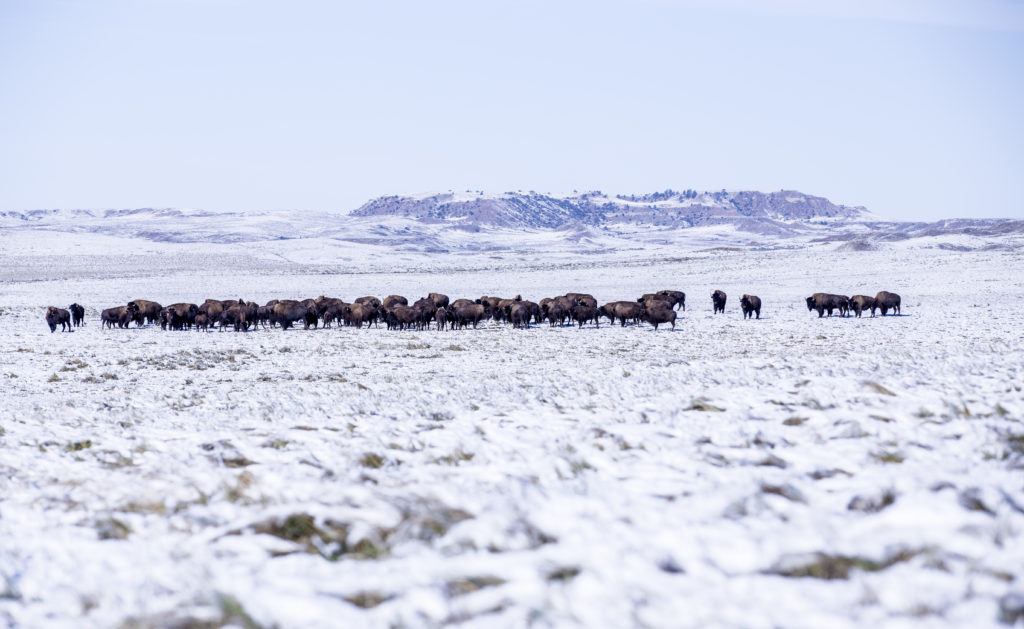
[
  {"xmin": 455, "ymin": 303, "xmax": 486, "ymax": 329},
  {"xmin": 428, "ymin": 293, "xmax": 449, "ymax": 308},
  {"xmin": 565, "ymin": 293, "xmax": 595, "ymax": 306},
  {"xmin": 805, "ymin": 293, "xmax": 848, "ymax": 318},
  {"xmin": 101, "ymin": 306, "xmax": 129, "ymax": 329},
  {"xmin": 571, "ymin": 304, "xmax": 599, "ymax": 329},
  {"xmin": 875, "ymin": 291, "xmax": 901, "ymax": 316},
  {"xmin": 545, "ymin": 302, "xmax": 569, "ymax": 327},
  {"xmin": 354, "ymin": 296, "xmax": 382, "ymax": 309},
  {"xmin": 343, "ymin": 302, "xmax": 377, "ymax": 329},
  {"xmin": 222, "ymin": 302, "xmax": 256, "ymax": 331},
  {"xmin": 611, "ymin": 301, "xmax": 643, "ymax": 327},
  {"xmin": 450, "ymin": 298, "xmax": 474, "ymax": 311},
  {"xmin": 712, "ymin": 290, "xmax": 727, "ymax": 314},
  {"xmin": 194, "ymin": 313, "xmax": 210, "ymax": 332},
  {"xmin": 641, "ymin": 302, "xmax": 676, "ymax": 330},
  {"xmin": 255, "ymin": 306, "xmax": 272, "ymax": 329},
  {"xmin": 45, "ymin": 306, "xmax": 71, "ymax": 332},
  {"xmin": 199, "ymin": 300, "xmax": 225, "ymax": 327},
  {"xmin": 270, "ymin": 301, "xmax": 315, "ymax": 330},
  {"xmin": 598, "ymin": 303, "xmax": 619, "ymax": 325},
  {"xmin": 477, "ymin": 296, "xmax": 505, "ymax": 319},
  {"xmin": 848, "ymin": 295, "xmax": 877, "ymax": 318},
  {"xmin": 319, "ymin": 300, "xmax": 347, "ymax": 328},
  {"xmin": 68, "ymin": 303, "xmax": 85, "ymax": 327},
  {"xmin": 385, "ymin": 306, "xmax": 419, "ymax": 330},
  {"xmin": 509, "ymin": 303, "xmax": 533, "ymax": 329},
  {"xmin": 382, "ymin": 295, "xmax": 408, "ymax": 309},
  {"xmin": 165, "ymin": 303, "xmax": 200, "ymax": 330},
  {"xmin": 127, "ymin": 300, "xmax": 163, "ymax": 325},
  {"xmin": 657, "ymin": 290, "xmax": 686, "ymax": 311},
  {"xmin": 740, "ymin": 295, "xmax": 761, "ymax": 319},
  {"xmin": 435, "ymin": 307, "xmax": 449, "ymax": 331}
]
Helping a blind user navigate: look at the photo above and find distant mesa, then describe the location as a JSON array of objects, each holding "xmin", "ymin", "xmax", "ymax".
[{"xmin": 350, "ymin": 189, "xmax": 870, "ymax": 230}]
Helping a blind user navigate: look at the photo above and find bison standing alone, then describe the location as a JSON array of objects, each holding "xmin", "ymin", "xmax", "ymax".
[{"xmin": 712, "ymin": 290, "xmax": 727, "ymax": 314}]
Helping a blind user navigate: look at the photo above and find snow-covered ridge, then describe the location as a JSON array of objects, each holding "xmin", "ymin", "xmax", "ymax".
[{"xmin": 2, "ymin": 191, "xmax": 1022, "ymax": 255}]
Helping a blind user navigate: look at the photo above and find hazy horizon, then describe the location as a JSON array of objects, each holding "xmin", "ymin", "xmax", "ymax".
[{"xmin": 2, "ymin": 0, "xmax": 1022, "ymax": 220}]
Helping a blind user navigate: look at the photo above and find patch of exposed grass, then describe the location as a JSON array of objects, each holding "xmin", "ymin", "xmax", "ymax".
[
  {"xmin": 848, "ymin": 490, "xmax": 897, "ymax": 513},
  {"xmin": 359, "ymin": 452, "xmax": 385, "ymax": 468},
  {"xmin": 66, "ymin": 440, "xmax": 92, "ymax": 452},
  {"xmin": 442, "ymin": 344, "xmax": 465, "ymax": 351},
  {"xmin": 96, "ymin": 517, "xmax": 131, "ymax": 540},
  {"xmin": 685, "ymin": 400, "xmax": 725, "ymax": 412},
  {"xmin": 343, "ymin": 592, "xmax": 394, "ymax": 609},
  {"xmin": 863, "ymin": 381, "xmax": 897, "ymax": 396},
  {"xmin": 872, "ymin": 451, "xmax": 905, "ymax": 464},
  {"xmin": 433, "ymin": 449, "xmax": 475, "ymax": 465},
  {"xmin": 546, "ymin": 566, "xmax": 581, "ymax": 582},
  {"xmin": 767, "ymin": 549, "xmax": 921, "ymax": 580},
  {"xmin": 783, "ymin": 417, "xmax": 808, "ymax": 426},
  {"xmin": 445, "ymin": 576, "xmax": 505, "ymax": 597}
]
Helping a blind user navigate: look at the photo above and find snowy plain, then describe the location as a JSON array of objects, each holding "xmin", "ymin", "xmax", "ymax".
[{"xmin": 1, "ymin": 230, "xmax": 1023, "ymax": 629}]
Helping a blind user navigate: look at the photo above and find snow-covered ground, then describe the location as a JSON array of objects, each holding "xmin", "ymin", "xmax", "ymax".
[{"xmin": 1, "ymin": 241, "xmax": 1023, "ymax": 628}]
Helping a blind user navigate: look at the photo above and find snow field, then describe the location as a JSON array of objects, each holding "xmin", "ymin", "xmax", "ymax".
[{"xmin": 1, "ymin": 246, "xmax": 1023, "ymax": 628}]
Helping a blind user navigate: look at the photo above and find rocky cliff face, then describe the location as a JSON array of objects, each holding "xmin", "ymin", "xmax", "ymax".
[{"xmin": 351, "ymin": 189, "xmax": 869, "ymax": 229}]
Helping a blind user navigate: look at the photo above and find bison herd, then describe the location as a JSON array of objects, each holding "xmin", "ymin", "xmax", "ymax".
[
  {"xmin": 804, "ymin": 291, "xmax": 901, "ymax": 318},
  {"xmin": 41, "ymin": 289, "xmax": 902, "ymax": 333}
]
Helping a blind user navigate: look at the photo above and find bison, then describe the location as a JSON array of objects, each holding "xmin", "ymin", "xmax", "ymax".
[
  {"xmin": 642, "ymin": 302, "xmax": 677, "ymax": 330},
  {"xmin": 712, "ymin": 290, "xmax": 727, "ymax": 314},
  {"xmin": 848, "ymin": 295, "xmax": 877, "ymax": 318},
  {"xmin": 875, "ymin": 291, "xmax": 901, "ymax": 316},
  {"xmin": 101, "ymin": 306, "xmax": 129, "ymax": 329},
  {"xmin": 428, "ymin": 293, "xmax": 449, "ymax": 309},
  {"xmin": 657, "ymin": 290, "xmax": 686, "ymax": 311},
  {"xmin": 270, "ymin": 301, "xmax": 315, "ymax": 330},
  {"xmin": 611, "ymin": 301, "xmax": 643, "ymax": 327},
  {"xmin": 382, "ymin": 295, "xmax": 408, "ymax": 309},
  {"xmin": 455, "ymin": 303, "xmax": 486, "ymax": 329},
  {"xmin": 127, "ymin": 300, "xmax": 163, "ymax": 326},
  {"xmin": 740, "ymin": 294, "xmax": 761, "ymax": 319},
  {"xmin": 45, "ymin": 306, "xmax": 71, "ymax": 332},
  {"xmin": 68, "ymin": 303, "xmax": 85, "ymax": 327},
  {"xmin": 165, "ymin": 303, "xmax": 200, "ymax": 330},
  {"xmin": 805, "ymin": 293, "xmax": 848, "ymax": 318},
  {"xmin": 570, "ymin": 304, "xmax": 599, "ymax": 329},
  {"xmin": 509, "ymin": 303, "xmax": 533, "ymax": 329}
]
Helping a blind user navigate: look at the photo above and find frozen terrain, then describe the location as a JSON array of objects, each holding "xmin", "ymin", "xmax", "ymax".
[{"xmin": 1, "ymin": 229, "xmax": 1023, "ymax": 628}]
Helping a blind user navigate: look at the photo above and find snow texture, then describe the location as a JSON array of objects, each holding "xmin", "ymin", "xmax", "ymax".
[{"xmin": 1, "ymin": 230, "xmax": 1023, "ymax": 629}]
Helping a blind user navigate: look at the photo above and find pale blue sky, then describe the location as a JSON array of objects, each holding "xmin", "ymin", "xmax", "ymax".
[{"xmin": 1, "ymin": 0, "xmax": 1022, "ymax": 219}]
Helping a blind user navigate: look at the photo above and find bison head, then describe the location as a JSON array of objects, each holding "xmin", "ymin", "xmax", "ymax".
[{"xmin": 805, "ymin": 296, "xmax": 815, "ymax": 311}]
